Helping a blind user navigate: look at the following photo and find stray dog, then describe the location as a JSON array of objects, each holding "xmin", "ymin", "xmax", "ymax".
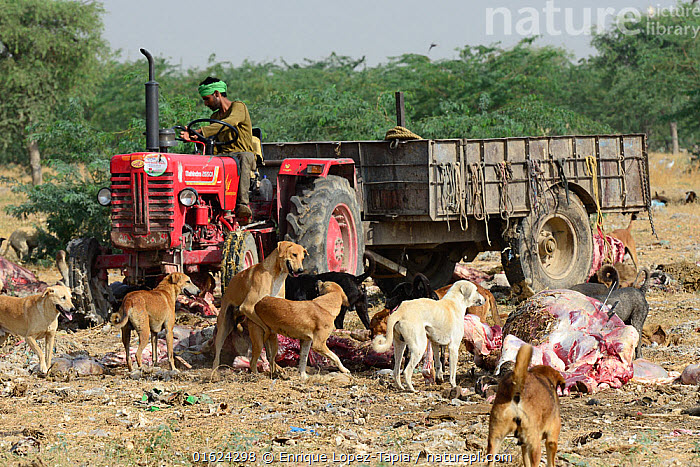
[
  {"xmin": 110, "ymin": 272, "xmax": 200, "ymax": 371},
  {"xmin": 592, "ymin": 267, "xmax": 650, "ymax": 358},
  {"xmin": 435, "ymin": 282, "xmax": 502, "ymax": 326},
  {"xmin": 486, "ymin": 344, "xmax": 565, "ymax": 467},
  {"xmin": 212, "ymin": 241, "xmax": 307, "ymax": 371},
  {"xmin": 372, "ymin": 280, "xmax": 484, "ymax": 392},
  {"xmin": 686, "ymin": 190, "xmax": 697, "ymax": 204},
  {"xmin": 609, "ymin": 213, "xmax": 639, "ymax": 269},
  {"xmin": 0, "ymin": 283, "xmax": 75, "ymax": 374},
  {"xmin": 0, "ymin": 228, "xmax": 39, "ymax": 262},
  {"xmin": 252, "ymin": 281, "xmax": 350, "ymax": 379},
  {"xmin": 384, "ymin": 273, "xmax": 438, "ymax": 311},
  {"xmin": 569, "ymin": 264, "xmax": 620, "ymax": 297},
  {"xmin": 285, "ymin": 254, "xmax": 375, "ymax": 329}
]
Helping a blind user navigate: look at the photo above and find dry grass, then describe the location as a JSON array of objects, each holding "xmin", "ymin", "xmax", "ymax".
[{"xmin": 647, "ymin": 150, "xmax": 699, "ymax": 201}]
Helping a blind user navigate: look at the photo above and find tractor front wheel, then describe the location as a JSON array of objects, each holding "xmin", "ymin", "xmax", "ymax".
[
  {"xmin": 66, "ymin": 237, "xmax": 112, "ymax": 324},
  {"xmin": 220, "ymin": 230, "xmax": 259, "ymax": 295}
]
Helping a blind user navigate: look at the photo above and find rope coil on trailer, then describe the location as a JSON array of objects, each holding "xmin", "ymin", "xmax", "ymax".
[
  {"xmin": 436, "ymin": 163, "xmax": 468, "ymax": 232},
  {"xmin": 384, "ymin": 126, "xmax": 422, "ymax": 149},
  {"xmin": 469, "ymin": 162, "xmax": 491, "ymax": 245},
  {"xmin": 496, "ymin": 161, "xmax": 514, "ymax": 231}
]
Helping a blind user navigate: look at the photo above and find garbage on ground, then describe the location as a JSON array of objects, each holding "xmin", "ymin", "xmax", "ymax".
[{"xmin": 680, "ymin": 363, "xmax": 700, "ymax": 385}]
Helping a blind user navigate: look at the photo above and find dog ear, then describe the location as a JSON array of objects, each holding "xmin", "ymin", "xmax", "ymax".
[
  {"xmin": 303, "ymin": 248, "xmax": 309, "ymax": 258},
  {"xmin": 170, "ymin": 274, "xmax": 179, "ymax": 284}
]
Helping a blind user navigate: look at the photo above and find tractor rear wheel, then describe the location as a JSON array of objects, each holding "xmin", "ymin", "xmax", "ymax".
[
  {"xmin": 502, "ymin": 188, "xmax": 593, "ymax": 291},
  {"xmin": 66, "ymin": 237, "xmax": 112, "ymax": 324},
  {"xmin": 286, "ymin": 175, "xmax": 364, "ymax": 275},
  {"xmin": 220, "ymin": 230, "xmax": 259, "ymax": 295}
]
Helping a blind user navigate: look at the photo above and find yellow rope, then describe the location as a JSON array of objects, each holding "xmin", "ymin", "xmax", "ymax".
[
  {"xmin": 384, "ymin": 126, "xmax": 421, "ymax": 140},
  {"xmin": 585, "ymin": 155, "xmax": 613, "ymax": 262}
]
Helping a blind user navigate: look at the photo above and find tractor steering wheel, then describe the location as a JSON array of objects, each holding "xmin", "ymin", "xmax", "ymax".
[{"xmin": 180, "ymin": 118, "xmax": 240, "ymax": 147}]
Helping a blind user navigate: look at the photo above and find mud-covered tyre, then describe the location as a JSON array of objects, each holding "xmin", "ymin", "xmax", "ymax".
[
  {"xmin": 220, "ymin": 230, "xmax": 259, "ymax": 295},
  {"xmin": 286, "ymin": 175, "xmax": 364, "ymax": 275},
  {"xmin": 502, "ymin": 188, "xmax": 593, "ymax": 291},
  {"xmin": 66, "ymin": 237, "xmax": 111, "ymax": 324}
]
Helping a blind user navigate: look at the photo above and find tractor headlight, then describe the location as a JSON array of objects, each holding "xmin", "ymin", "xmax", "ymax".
[
  {"xmin": 178, "ymin": 188, "xmax": 198, "ymax": 207},
  {"xmin": 97, "ymin": 187, "xmax": 112, "ymax": 206}
]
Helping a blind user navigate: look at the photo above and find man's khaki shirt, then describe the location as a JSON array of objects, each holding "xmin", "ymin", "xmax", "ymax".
[{"xmin": 200, "ymin": 100, "xmax": 255, "ymax": 155}]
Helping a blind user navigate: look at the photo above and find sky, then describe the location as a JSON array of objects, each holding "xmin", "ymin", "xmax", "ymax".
[{"xmin": 101, "ymin": 0, "xmax": 679, "ymax": 69}]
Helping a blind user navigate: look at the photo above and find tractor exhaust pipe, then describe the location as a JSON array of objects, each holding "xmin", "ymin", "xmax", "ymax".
[{"xmin": 140, "ymin": 48, "xmax": 159, "ymax": 152}]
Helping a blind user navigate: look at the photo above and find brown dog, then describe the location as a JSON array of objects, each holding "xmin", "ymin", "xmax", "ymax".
[
  {"xmin": 110, "ymin": 272, "xmax": 200, "ymax": 371},
  {"xmin": 212, "ymin": 241, "xmax": 307, "ymax": 371},
  {"xmin": 436, "ymin": 282, "xmax": 502, "ymax": 326},
  {"xmin": 0, "ymin": 284, "xmax": 75, "ymax": 374},
  {"xmin": 252, "ymin": 281, "xmax": 350, "ymax": 379},
  {"xmin": 487, "ymin": 344, "xmax": 565, "ymax": 467},
  {"xmin": 0, "ymin": 228, "xmax": 39, "ymax": 263},
  {"xmin": 609, "ymin": 214, "xmax": 639, "ymax": 269}
]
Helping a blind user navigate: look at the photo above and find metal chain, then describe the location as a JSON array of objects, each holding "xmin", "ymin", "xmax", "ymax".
[
  {"xmin": 640, "ymin": 154, "xmax": 658, "ymax": 238},
  {"xmin": 617, "ymin": 154, "xmax": 627, "ymax": 205}
]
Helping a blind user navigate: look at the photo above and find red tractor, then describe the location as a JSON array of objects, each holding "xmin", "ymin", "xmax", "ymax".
[
  {"xmin": 67, "ymin": 49, "xmax": 652, "ymax": 323},
  {"xmin": 67, "ymin": 50, "xmax": 364, "ymax": 323}
]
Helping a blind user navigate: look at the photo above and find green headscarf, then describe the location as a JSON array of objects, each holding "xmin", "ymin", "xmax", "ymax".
[{"xmin": 198, "ymin": 81, "xmax": 227, "ymax": 97}]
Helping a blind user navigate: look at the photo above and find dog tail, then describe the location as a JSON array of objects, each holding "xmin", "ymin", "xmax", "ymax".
[
  {"xmin": 110, "ymin": 296, "xmax": 136, "ymax": 328},
  {"xmin": 637, "ymin": 267, "xmax": 651, "ymax": 296},
  {"xmin": 512, "ymin": 344, "xmax": 533, "ymax": 402},
  {"xmin": 355, "ymin": 253, "xmax": 376, "ymax": 283},
  {"xmin": 372, "ymin": 307, "xmax": 400, "ymax": 353}
]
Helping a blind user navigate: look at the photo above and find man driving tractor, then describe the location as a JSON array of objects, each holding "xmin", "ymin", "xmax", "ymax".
[{"xmin": 179, "ymin": 76, "xmax": 256, "ymax": 224}]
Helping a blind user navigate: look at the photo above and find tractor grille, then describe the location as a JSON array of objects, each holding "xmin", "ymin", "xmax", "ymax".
[{"xmin": 111, "ymin": 172, "xmax": 175, "ymax": 234}]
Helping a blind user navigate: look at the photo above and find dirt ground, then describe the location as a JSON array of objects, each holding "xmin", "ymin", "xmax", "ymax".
[{"xmin": 1, "ymin": 154, "xmax": 700, "ymax": 467}]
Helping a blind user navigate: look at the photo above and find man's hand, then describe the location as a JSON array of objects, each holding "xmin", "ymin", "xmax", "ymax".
[{"xmin": 179, "ymin": 130, "xmax": 196, "ymax": 142}]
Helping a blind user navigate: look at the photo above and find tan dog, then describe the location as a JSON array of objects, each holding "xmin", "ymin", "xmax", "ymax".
[
  {"xmin": 436, "ymin": 282, "xmax": 501, "ymax": 326},
  {"xmin": 372, "ymin": 280, "xmax": 484, "ymax": 392},
  {"xmin": 0, "ymin": 228, "xmax": 39, "ymax": 263},
  {"xmin": 487, "ymin": 344, "xmax": 565, "ymax": 467},
  {"xmin": 212, "ymin": 241, "xmax": 307, "ymax": 371},
  {"xmin": 0, "ymin": 284, "xmax": 75, "ymax": 374},
  {"xmin": 609, "ymin": 214, "xmax": 639, "ymax": 269},
  {"xmin": 369, "ymin": 308, "xmax": 391, "ymax": 338},
  {"xmin": 110, "ymin": 272, "xmax": 200, "ymax": 371},
  {"xmin": 252, "ymin": 281, "xmax": 350, "ymax": 379}
]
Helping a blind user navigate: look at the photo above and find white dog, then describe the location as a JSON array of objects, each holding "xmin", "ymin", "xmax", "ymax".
[{"xmin": 372, "ymin": 280, "xmax": 484, "ymax": 392}]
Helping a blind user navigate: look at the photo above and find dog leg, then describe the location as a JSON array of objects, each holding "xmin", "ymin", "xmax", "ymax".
[
  {"xmin": 121, "ymin": 326, "xmax": 133, "ymax": 371},
  {"xmin": 524, "ymin": 438, "xmax": 543, "ymax": 467},
  {"xmin": 248, "ymin": 322, "xmax": 265, "ymax": 375},
  {"xmin": 392, "ymin": 339, "xmax": 407, "ymax": 391},
  {"xmin": 212, "ymin": 307, "xmax": 234, "ymax": 370},
  {"xmin": 298, "ymin": 339, "xmax": 312, "ymax": 380},
  {"xmin": 447, "ymin": 341, "xmax": 460, "ymax": 388},
  {"xmin": 25, "ymin": 336, "xmax": 47, "ymax": 374},
  {"xmin": 545, "ymin": 438, "xmax": 558, "ymax": 467},
  {"xmin": 333, "ymin": 306, "xmax": 348, "ymax": 330},
  {"xmin": 151, "ymin": 331, "xmax": 159, "ymax": 368},
  {"xmin": 135, "ymin": 327, "xmax": 150, "ymax": 369},
  {"xmin": 312, "ymin": 340, "xmax": 350, "ymax": 374},
  {"xmin": 166, "ymin": 326, "xmax": 177, "ymax": 371},
  {"xmin": 431, "ymin": 341, "xmax": 443, "ymax": 384},
  {"xmin": 356, "ymin": 296, "xmax": 372, "ymax": 330},
  {"xmin": 486, "ymin": 417, "xmax": 513, "ymax": 467},
  {"xmin": 403, "ymin": 341, "xmax": 426, "ymax": 393},
  {"xmin": 44, "ymin": 331, "xmax": 56, "ymax": 371},
  {"xmin": 265, "ymin": 334, "xmax": 279, "ymax": 378}
]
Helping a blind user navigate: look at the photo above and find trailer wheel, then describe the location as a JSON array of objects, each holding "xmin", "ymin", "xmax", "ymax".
[
  {"xmin": 502, "ymin": 188, "xmax": 593, "ymax": 291},
  {"xmin": 220, "ymin": 230, "xmax": 259, "ymax": 294},
  {"xmin": 286, "ymin": 175, "xmax": 363, "ymax": 275},
  {"xmin": 66, "ymin": 237, "xmax": 112, "ymax": 324}
]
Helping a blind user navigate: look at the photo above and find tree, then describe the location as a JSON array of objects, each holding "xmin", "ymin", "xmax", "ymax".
[{"xmin": 0, "ymin": 0, "xmax": 106, "ymax": 184}]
